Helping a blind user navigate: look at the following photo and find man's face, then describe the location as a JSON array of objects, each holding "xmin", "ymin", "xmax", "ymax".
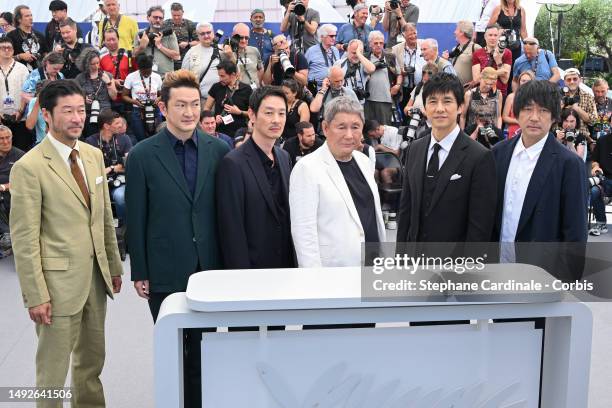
[
  {"xmin": 329, "ymin": 71, "xmax": 344, "ymax": 90},
  {"xmin": 251, "ymin": 12, "xmax": 265, "ymax": 28},
  {"xmin": 46, "ymin": 63, "xmax": 64, "ymax": 75},
  {"xmin": 424, "ymin": 91, "xmax": 462, "ymax": 135},
  {"xmin": 565, "ymin": 74, "xmax": 581, "ymax": 92},
  {"xmin": 593, "ymin": 84, "xmax": 609, "ymax": 104},
  {"xmin": 354, "ymin": 9, "xmax": 368, "ymax": 26},
  {"xmin": 370, "ymin": 36, "xmax": 384, "ymax": 55},
  {"xmin": 401, "ymin": 0, "xmax": 410, "ymax": 6},
  {"xmin": 109, "ymin": 118, "xmax": 123, "ymax": 134},
  {"xmin": 322, "ymin": 31, "xmax": 336, "ymax": 48},
  {"xmin": 273, "ymin": 37, "xmax": 289, "ymax": 53},
  {"xmin": 19, "ymin": 9, "xmax": 33, "ymax": 28},
  {"xmin": 160, "ymin": 87, "xmax": 201, "ymax": 135},
  {"xmin": 104, "ymin": 32, "xmax": 119, "ymax": 51},
  {"xmin": 517, "ymin": 102, "xmax": 554, "ymax": 141},
  {"xmin": 0, "ymin": 130, "xmax": 12, "ymax": 154},
  {"xmin": 523, "ymin": 40, "xmax": 538, "ymax": 58},
  {"xmin": 197, "ymin": 26, "xmax": 213, "ymax": 46},
  {"xmin": 171, "ymin": 10, "xmax": 183, "ymax": 25},
  {"xmin": 480, "ymin": 75, "xmax": 497, "ymax": 92},
  {"xmin": 453, "ymin": 25, "xmax": 462, "ymax": 42},
  {"xmin": 250, "ymin": 95, "xmax": 286, "ymax": 141},
  {"xmin": 484, "ymin": 28, "xmax": 499, "ymax": 48},
  {"xmin": 104, "ymin": 0, "xmax": 119, "ymax": 17},
  {"xmin": 298, "ymin": 126, "xmax": 316, "ymax": 148},
  {"xmin": 116, "ymin": 119, "xmax": 127, "ymax": 134},
  {"xmin": 420, "ymin": 42, "xmax": 436, "ymax": 61},
  {"xmin": 217, "ymin": 69, "xmax": 236, "ymax": 86},
  {"xmin": 148, "ymin": 10, "xmax": 164, "ymax": 30},
  {"xmin": 60, "ymin": 25, "xmax": 77, "ymax": 45},
  {"xmin": 347, "ymin": 43, "xmax": 360, "ymax": 63},
  {"xmin": 403, "ymin": 27, "xmax": 417, "ymax": 45},
  {"xmin": 234, "ymin": 25, "xmax": 250, "ymax": 50},
  {"xmin": 323, "ymin": 112, "xmax": 363, "ymax": 159},
  {"xmin": 42, "ymin": 94, "xmax": 86, "ymax": 142},
  {"xmin": 200, "ymin": 116, "xmax": 216, "ymax": 134},
  {"xmin": 518, "ymin": 73, "xmax": 532, "ymax": 87},
  {"xmin": 52, "ymin": 9, "xmax": 67, "ymax": 23},
  {"xmin": 562, "ymin": 114, "xmax": 577, "ymax": 130},
  {"xmin": 0, "ymin": 42, "xmax": 14, "ymax": 59}
]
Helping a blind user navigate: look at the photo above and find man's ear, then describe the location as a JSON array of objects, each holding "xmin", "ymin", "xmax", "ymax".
[
  {"xmin": 247, "ymin": 107, "xmax": 256, "ymax": 124},
  {"xmin": 158, "ymin": 101, "xmax": 168, "ymax": 117}
]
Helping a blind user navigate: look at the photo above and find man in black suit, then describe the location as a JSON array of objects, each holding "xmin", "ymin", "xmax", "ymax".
[
  {"xmin": 126, "ymin": 70, "xmax": 229, "ymax": 408},
  {"xmin": 397, "ymin": 73, "xmax": 497, "ymax": 243},
  {"xmin": 492, "ymin": 80, "xmax": 587, "ymax": 279},
  {"xmin": 216, "ymin": 86, "xmax": 296, "ymax": 269}
]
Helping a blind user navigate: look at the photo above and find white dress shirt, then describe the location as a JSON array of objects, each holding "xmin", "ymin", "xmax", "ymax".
[
  {"xmin": 47, "ymin": 132, "xmax": 89, "ymax": 190},
  {"xmin": 427, "ymin": 125, "xmax": 460, "ymax": 170},
  {"xmin": 500, "ymin": 135, "xmax": 547, "ymax": 243}
]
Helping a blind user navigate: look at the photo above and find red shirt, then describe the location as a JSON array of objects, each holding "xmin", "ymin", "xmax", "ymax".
[
  {"xmin": 100, "ymin": 51, "xmax": 138, "ymax": 102},
  {"xmin": 472, "ymin": 48, "xmax": 512, "ymax": 97}
]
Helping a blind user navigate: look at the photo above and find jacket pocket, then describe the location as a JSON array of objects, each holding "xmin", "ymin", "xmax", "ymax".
[{"xmin": 41, "ymin": 257, "xmax": 69, "ymax": 271}]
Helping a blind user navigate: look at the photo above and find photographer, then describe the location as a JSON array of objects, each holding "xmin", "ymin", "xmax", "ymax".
[
  {"xmin": 592, "ymin": 78, "xmax": 612, "ymax": 141},
  {"xmin": 467, "ymin": 112, "xmax": 503, "ymax": 149},
  {"xmin": 44, "ymin": 1, "xmax": 82, "ymax": 51},
  {"xmin": 365, "ymin": 31, "xmax": 401, "ymax": 125},
  {"xmin": 122, "ymin": 54, "xmax": 163, "ymax": 142},
  {"xmin": 589, "ymin": 124, "xmax": 612, "ymax": 236},
  {"xmin": 203, "ymin": 59, "xmax": 252, "ymax": 138},
  {"xmin": 461, "ymin": 67, "xmax": 503, "ymax": 132},
  {"xmin": 263, "ymin": 34, "xmax": 308, "ymax": 87},
  {"xmin": 337, "ymin": 4, "xmax": 372, "ymax": 53},
  {"xmin": 471, "ymin": 24, "xmax": 511, "ymax": 97},
  {"xmin": 441, "ymin": 21, "xmax": 481, "ymax": 87},
  {"xmin": 282, "ymin": 121, "xmax": 323, "ymax": 165},
  {"xmin": 0, "ymin": 37, "xmax": 30, "ymax": 152},
  {"xmin": 223, "ymin": 23, "xmax": 264, "ymax": 89},
  {"xmin": 99, "ymin": 28, "xmax": 136, "ymax": 114},
  {"xmin": 55, "ymin": 18, "xmax": 92, "ymax": 79},
  {"xmin": 512, "ymin": 37, "xmax": 560, "ymax": 83},
  {"xmin": 20, "ymin": 51, "xmax": 64, "ymax": 105},
  {"xmin": 364, "ymin": 119, "xmax": 401, "ymax": 183},
  {"xmin": 391, "ymin": 23, "xmax": 425, "ymax": 114},
  {"xmin": 0, "ymin": 125, "xmax": 24, "ymax": 256},
  {"xmin": 182, "ymin": 22, "xmax": 222, "ymax": 103},
  {"xmin": 280, "ymin": 0, "xmax": 320, "ymax": 53},
  {"xmin": 97, "ymin": 0, "xmax": 139, "ymax": 51},
  {"xmin": 7, "ymin": 6, "xmax": 48, "ymax": 72},
  {"xmin": 403, "ymin": 63, "xmax": 438, "ymax": 117},
  {"xmin": 561, "ymin": 68, "xmax": 597, "ymax": 137},
  {"xmin": 382, "ymin": 0, "xmax": 420, "ymax": 49},
  {"xmin": 555, "ymin": 108, "xmax": 586, "ymax": 161},
  {"xmin": 163, "ymin": 2, "xmax": 198, "ymax": 70},
  {"xmin": 85, "ymin": 109, "xmax": 132, "ymax": 225},
  {"xmin": 133, "ymin": 6, "xmax": 180, "ymax": 77},
  {"xmin": 420, "ymin": 39, "xmax": 456, "ymax": 75},
  {"xmin": 334, "ymin": 39, "xmax": 376, "ymax": 103},
  {"xmin": 305, "ymin": 24, "xmax": 340, "ymax": 91},
  {"xmin": 249, "ymin": 9, "xmax": 275, "ymax": 63},
  {"xmin": 310, "ymin": 66, "xmax": 359, "ymax": 117}
]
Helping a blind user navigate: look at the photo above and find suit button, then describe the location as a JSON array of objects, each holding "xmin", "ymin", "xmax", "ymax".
[{"xmin": 193, "ymin": 237, "xmax": 197, "ymax": 242}]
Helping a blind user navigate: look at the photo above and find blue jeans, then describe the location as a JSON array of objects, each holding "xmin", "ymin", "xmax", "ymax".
[
  {"xmin": 590, "ymin": 178, "xmax": 612, "ymax": 223},
  {"xmin": 111, "ymin": 185, "xmax": 126, "ymax": 223},
  {"xmin": 131, "ymin": 108, "xmax": 159, "ymax": 143}
]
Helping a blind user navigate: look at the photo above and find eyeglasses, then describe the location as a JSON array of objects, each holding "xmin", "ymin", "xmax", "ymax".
[
  {"xmin": 198, "ymin": 31, "xmax": 212, "ymax": 36},
  {"xmin": 422, "ymin": 70, "xmax": 435, "ymax": 76},
  {"xmin": 236, "ymin": 35, "xmax": 250, "ymax": 41},
  {"xmin": 0, "ymin": 46, "xmax": 13, "ymax": 51},
  {"xmin": 150, "ymin": 15, "xmax": 164, "ymax": 20},
  {"xmin": 523, "ymin": 41, "xmax": 538, "ymax": 46},
  {"xmin": 327, "ymin": 34, "xmax": 336, "ymax": 38},
  {"xmin": 565, "ymin": 76, "xmax": 580, "ymax": 82}
]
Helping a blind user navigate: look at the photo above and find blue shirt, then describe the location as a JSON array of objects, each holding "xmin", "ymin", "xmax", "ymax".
[
  {"xmin": 305, "ymin": 43, "xmax": 340, "ymax": 89},
  {"xmin": 22, "ymin": 69, "xmax": 65, "ymax": 95},
  {"xmin": 336, "ymin": 23, "xmax": 373, "ymax": 53},
  {"xmin": 27, "ymin": 98, "xmax": 46, "ymax": 144},
  {"xmin": 513, "ymin": 50, "xmax": 558, "ymax": 81},
  {"xmin": 216, "ymin": 132, "xmax": 235, "ymax": 149},
  {"xmin": 166, "ymin": 129, "xmax": 198, "ymax": 196},
  {"xmin": 249, "ymin": 28, "xmax": 274, "ymax": 64}
]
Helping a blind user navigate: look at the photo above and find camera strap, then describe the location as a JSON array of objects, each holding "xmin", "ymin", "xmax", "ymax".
[
  {"xmin": 0, "ymin": 61, "xmax": 16, "ymax": 96},
  {"xmin": 101, "ymin": 15, "xmax": 122, "ymax": 45},
  {"xmin": 140, "ymin": 73, "xmax": 152, "ymax": 101},
  {"xmin": 199, "ymin": 47, "xmax": 220, "ymax": 84},
  {"xmin": 237, "ymin": 50, "xmax": 255, "ymax": 84},
  {"xmin": 113, "ymin": 48, "xmax": 126, "ymax": 78},
  {"xmin": 319, "ymin": 44, "xmax": 336, "ymax": 67},
  {"xmin": 450, "ymin": 41, "xmax": 472, "ymax": 65}
]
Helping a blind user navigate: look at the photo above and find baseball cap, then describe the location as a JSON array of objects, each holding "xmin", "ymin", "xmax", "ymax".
[
  {"xmin": 49, "ymin": 0, "xmax": 68, "ymax": 11},
  {"xmin": 353, "ymin": 4, "xmax": 368, "ymax": 13},
  {"xmin": 563, "ymin": 68, "xmax": 581, "ymax": 79}
]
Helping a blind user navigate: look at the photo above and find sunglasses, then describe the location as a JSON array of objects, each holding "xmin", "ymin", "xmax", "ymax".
[
  {"xmin": 150, "ymin": 15, "xmax": 164, "ymax": 20},
  {"xmin": 565, "ymin": 76, "xmax": 580, "ymax": 82},
  {"xmin": 422, "ymin": 70, "xmax": 435, "ymax": 76},
  {"xmin": 523, "ymin": 41, "xmax": 538, "ymax": 46},
  {"xmin": 327, "ymin": 34, "xmax": 336, "ymax": 38},
  {"xmin": 236, "ymin": 35, "xmax": 250, "ymax": 41},
  {"xmin": 198, "ymin": 31, "xmax": 212, "ymax": 36}
]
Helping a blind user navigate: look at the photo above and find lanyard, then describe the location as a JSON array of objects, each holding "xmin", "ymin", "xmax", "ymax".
[
  {"xmin": 98, "ymin": 134, "xmax": 119, "ymax": 164},
  {"xmin": 0, "ymin": 61, "xmax": 16, "ymax": 96},
  {"xmin": 530, "ymin": 52, "xmax": 540, "ymax": 75},
  {"xmin": 320, "ymin": 44, "xmax": 336, "ymax": 67},
  {"xmin": 237, "ymin": 50, "xmax": 255, "ymax": 83},
  {"xmin": 140, "ymin": 73, "xmax": 152, "ymax": 100},
  {"xmin": 403, "ymin": 48, "xmax": 415, "ymax": 68},
  {"xmin": 450, "ymin": 41, "xmax": 471, "ymax": 65},
  {"xmin": 480, "ymin": 0, "xmax": 490, "ymax": 18}
]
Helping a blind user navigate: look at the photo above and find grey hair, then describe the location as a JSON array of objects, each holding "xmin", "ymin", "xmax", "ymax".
[
  {"xmin": 402, "ymin": 22, "xmax": 417, "ymax": 33},
  {"xmin": 0, "ymin": 125, "xmax": 12, "ymax": 137},
  {"xmin": 424, "ymin": 38, "xmax": 438, "ymax": 51},
  {"xmin": 196, "ymin": 22, "xmax": 213, "ymax": 32},
  {"xmin": 147, "ymin": 5, "xmax": 164, "ymax": 17},
  {"xmin": 76, "ymin": 47, "xmax": 101, "ymax": 74},
  {"xmin": 456, "ymin": 20, "xmax": 474, "ymax": 39},
  {"xmin": 323, "ymin": 96, "xmax": 364, "ymax": 124},
  {"xmin": 367, "ymin": 30, "xmax": 384, "ymax": 43},
  {"xmin": 347, "ymin": 38, "xmax": 363, "ymax": 49},
  {"xmin": 317, "ymin": 24, "xmax": 337, "ymax": 42}
]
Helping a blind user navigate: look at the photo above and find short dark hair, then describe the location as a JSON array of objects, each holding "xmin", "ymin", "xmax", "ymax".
[
  {"xmin": 160, "ymin": 69, "xmax": 201, "ymax": 104},
  {"xmin": 0, "ymin": 37, "xmax": 12, "ymax": 48},
  {"xmin": 59, "ymin": 17, "xmax": 77, "ymax": 30},
  {"xmin": 422, "ymin": 72, "xmax": 465, "ymax": 106},
  {"xmin": 102, "ymin": 27, "xmax": 119, "ymax": 42},
  {"xmin": 217, "ymin": 60, "xmax": 238, "ymax": 76},
  {"xmin": 0, "ymin": 12, "xmax": 14, "ymax": 26},
  {"xmin": 170, "ymin": 2, "xmax": 184, "ymax": 11},
  {"xmin": 43, "ymin": 51, "xmax": 65, "ymax": 66},
  {"xmin": 485, "ymin": 23, "xmax": 502, "ymax": 32},
  {"xmin": 560, "ymin": 107, "xmax": 581, "ymax": 130},
  {"xmin": 364, "ymin": 119, "xmax": 380, "ymax": 134},
  {"xmin": 249, "ymin": 85, "xmax": 287, "ymax": 115},
  {"xmin": 98, "ymin": 109, "xmax": 120, "ymax": 130},
  {"xmin": 513, "ymin": 80, "xmax": 562, "ymax": 121},
  {"xmin": 147, "ymin": 5, "xmax": 164, "ymax": 17},
  {"xmin": 296, "ymin": 121, "xmax": 313, "ymax": 135},
  {"xmin": 38, "ymin": 80, "xmax": 85, "ymax": 113},
  {"xmin": 136, "ymin": 54, "xmax": 154, "ymax": 70},
  {"xmin": 200, "ymin": 110, "xmax": 215, "ymax": 121}
]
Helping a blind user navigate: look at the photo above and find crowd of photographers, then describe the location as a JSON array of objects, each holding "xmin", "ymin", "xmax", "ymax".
[{"xmin": 0, "ymin": 0, "xmax": 611, "ymax": 251}]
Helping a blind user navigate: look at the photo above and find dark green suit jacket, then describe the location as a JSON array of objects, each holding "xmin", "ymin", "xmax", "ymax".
[{"xmin": 126, "ymin": 128, "xmax": 230, "ymax": 293}]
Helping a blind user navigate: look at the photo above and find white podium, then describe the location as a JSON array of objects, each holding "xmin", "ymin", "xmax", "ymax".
[{"xmin": 154, "ymin": 266, "xmax": 592, "ymax": 408}]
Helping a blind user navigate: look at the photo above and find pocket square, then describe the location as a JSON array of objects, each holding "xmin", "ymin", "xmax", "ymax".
[
  {"xmin": 450, "ymin": 174, "xmax": 462, "ymax": 181},
  {"xmin": 95, "ymin": 176, "xmax": 104, "ymax": 185}
]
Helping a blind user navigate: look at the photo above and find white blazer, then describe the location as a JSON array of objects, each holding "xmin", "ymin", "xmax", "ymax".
[{"xmin": 289, "ymin": 142, "xmax": 386, "ymax": 267}]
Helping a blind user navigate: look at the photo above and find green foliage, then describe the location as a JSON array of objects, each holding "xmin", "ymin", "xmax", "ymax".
[{"xmin": 534, "ymin": 0, "xmax": 612, "ymax": 73}]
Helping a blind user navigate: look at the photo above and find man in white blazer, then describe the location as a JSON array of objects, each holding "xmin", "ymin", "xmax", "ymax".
[{"xmin": 290, "ymin": 96, "xmax": 385, "ymax": 267}]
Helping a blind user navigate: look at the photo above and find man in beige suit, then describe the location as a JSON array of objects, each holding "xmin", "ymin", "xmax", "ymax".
[{"xmin": 10, "ymin": 80, "xmax": 123, "ymax": 408}]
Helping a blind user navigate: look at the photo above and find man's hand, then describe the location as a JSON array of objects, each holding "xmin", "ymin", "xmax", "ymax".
[
  {"xmin": 215, "ymin": 115, "xmax": 224, "ymax": 125},
  {"xmin": 20, "ymin": 52, "xmax": 36, "ymax": 62},
  {"xmin": 441, "ymin": 50, "xmax": 449, "ymax": 60},
  {"xmin": 112, "ymin": 276, "xmax": 122, "ymax": 293},
  {"xmin": 139, "ymin": 32, "xmax": 150, "ymax": 48},
  {"xmin": 356, "ymin": 42, "xmax": 364, "ymax": 56},
  {"xmin": 269, "ymin": 54, "xmax": 280, "ymax": 66},
  {"xmin": 320, "ymin": 77, "xmax": 330, "ymax": 92},
  {"xmin": 179, "ymin": 41, "xmax": 189, "ymax": 49},
  {"xmin": 224, "ymin": 104, "xmax": 242, "ymax": 115},
  {"xmin": 29, "ymin": 302, "xmax": 52, "ymax": 325},
  {"xmin": 153, "ymin": 33, "xmax": 163, "ymax": 48},
  {"xmin": 134, "ymin": 280, "xmax": 150, "ymax": 299},
  {"xmin": 492, "ymin": 48, "xmax": 503, "ymax": 65}
]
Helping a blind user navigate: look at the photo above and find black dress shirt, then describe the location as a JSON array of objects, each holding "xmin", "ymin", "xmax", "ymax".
[{"xmin": 166, "ymin": 129, "xmax": 198, "ymax": 196}]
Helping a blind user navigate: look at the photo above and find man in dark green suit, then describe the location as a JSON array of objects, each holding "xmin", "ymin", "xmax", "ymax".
[{"xmin": 125, "ymin": 70, "xmax": 229, "ymax": 408}]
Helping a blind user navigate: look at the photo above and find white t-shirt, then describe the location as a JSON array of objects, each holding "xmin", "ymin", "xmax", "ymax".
[
  {"xmin": 381, "ymin": 125, "xmax": 401, "ymax": 150},
  {"xmin": 0, "ymin": 60, "xmax": 30, "ymax": 117},
  {"xmin": 123, "ymin": 71, "xmax": 163, "ymax": 107},
  {"xmin": 475, "ymin": 0, "xmax": 501, "ymax": 32}
]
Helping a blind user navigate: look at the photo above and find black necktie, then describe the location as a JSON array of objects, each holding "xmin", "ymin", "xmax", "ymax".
[{"xmin": 426, "ymin": 143, "xmax": 441, "ymax": 178}]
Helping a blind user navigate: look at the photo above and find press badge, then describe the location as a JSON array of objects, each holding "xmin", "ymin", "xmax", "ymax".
[{"xmin": 250, "ymin": 82, "xmax": 258, "ymax": 90}]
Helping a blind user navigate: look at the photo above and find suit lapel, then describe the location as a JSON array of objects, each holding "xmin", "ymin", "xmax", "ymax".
[
  {"xmin": 81, "ymin": 148, "xmax": 97, "ymax": 205},
  {"xmin": 516, "ymin": 134, "xmax": 557, "ymax": 236},
  {"xmin": 427, "ymin": 133, "xmax": 468, "ymax": 213},
  {"xmin": 41, "ymin": 138, "xmax": 89, "ymax": 210},
  {"xmin": 244, "ymin": 140, "xmax": 280, "ymax": 222},
  {"xmin": 193, "ymin": 131, "xmax": 212, "ymax": 204},
  {"xmin": 275, "ymin": 146, "xmax": 291, "ymax": 199},
  {"xmin": 409, "ymin": 135, "xmax": 428, "ymax": 220},
  {"xmin": 153, "ymin": 130, "xmax": 192, "ymax": 202}
]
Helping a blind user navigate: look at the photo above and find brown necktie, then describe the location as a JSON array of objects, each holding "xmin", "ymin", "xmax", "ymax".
[{"xmin": 69, "ymin": 149, "xmax": 90, "ymax": 209}]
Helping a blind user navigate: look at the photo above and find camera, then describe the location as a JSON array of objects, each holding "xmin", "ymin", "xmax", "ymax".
[
  {"xmin": 142, "ymin": 100, "xmax": 156, "ymax": 135},
  {"xmin": 224, "ymin": 34, "xmax": 241, "ymax": 53},
  {"xmin": 562, "ymin": 87, "xmax": 579, "ymax": 106},
  {"xmin": 89, "ymin": 100, "xmax": 101, "ymax": 124},
  {"xmin": 354, "ymin": 87, "xmax": 369, "ymax": 101},
  {"xmin": 564, "ymin": 129, "xmax": 577, "ymax": 143},
  {"xmin": 278, "ymin": 51, "xmax": 296, "ymax": 76},
  {"xmin": 405, "ymin": 108, "xmax": 423, "ymax": 140},
  {"xmin": 292, "ymin": 0, "xmax": 307, "ymax": 16},
  {"xmin": 139, "ymin": 28, "xmax": 174, "ymax": 43},
  {"xmin": 212, "ymin": 30, "xmax": 224, "ymax": 46},
  {"xmin": 593, "ymin": 122, "xmax": 611, "ymax": 140},
  {"xmin": 478, "ymin": 125, "xmax": 497, "ymax": 140},
  {"xmin": 497, "ymin": 35, "xmax": 508, "ymax": 53},
  {"xmin": 345, "ymin": 0, "xmax": 359, "ymax": 8},
  {"xmin": 589, "ymin": 170, "xmax": 605, "ymax": 187},
  {"xmin": 330, "ymin": 87, "xmax": 345, "ymax": 99},
  {"xmin": 374, "ymin": 60, "xmax": 388, "ymax": 70},
  {"xmin": 1, "ymin": 114, "xmax": 17, "ymax": 125},
  {"xmin": 389, "ymin": 0, "xmax": 399, "ymax": 10},
  {"xmin": 108, "ymin": 174, "xmax": 125, "ymax": 188}
]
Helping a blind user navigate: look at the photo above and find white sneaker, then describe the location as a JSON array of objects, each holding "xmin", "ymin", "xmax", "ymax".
[
  {"xmin": 589, "ymin": 224, "xmax": 602, "ymax": 236},
  {"xmin": 599, "ymin": 223, "xmax": 608, "ymax": 234}
]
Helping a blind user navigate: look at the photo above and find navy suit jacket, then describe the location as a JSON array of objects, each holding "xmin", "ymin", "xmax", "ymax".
[{"xmin": 492, "ymin": 133, "xmax": 587, "ymax": 243}]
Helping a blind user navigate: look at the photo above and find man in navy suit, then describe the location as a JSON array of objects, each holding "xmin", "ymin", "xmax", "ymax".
[{"xmin": 492, "ymin": 80, "xmax": 587, "ymax": 280}]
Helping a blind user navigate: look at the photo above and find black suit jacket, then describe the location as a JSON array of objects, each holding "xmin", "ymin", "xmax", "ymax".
[
  {"xmin": 126, "ymin": 129, "xmax": 230, "ymax": 293},
  {"xmin": 216, "ymin": 138, "xmax": 297, "ymax": 269},
  {"xmin": 397, "ymin": 129, "xmax": 497, "ymax": 242},
  {"xmin": 492, "ymin": 133, "xmax": 587, "ymax": 242}
]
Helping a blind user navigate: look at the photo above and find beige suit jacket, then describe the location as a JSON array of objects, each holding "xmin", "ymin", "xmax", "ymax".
[{"xmin": 10, "ymin": 137, "xmax": 123, "ymax": 316}]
